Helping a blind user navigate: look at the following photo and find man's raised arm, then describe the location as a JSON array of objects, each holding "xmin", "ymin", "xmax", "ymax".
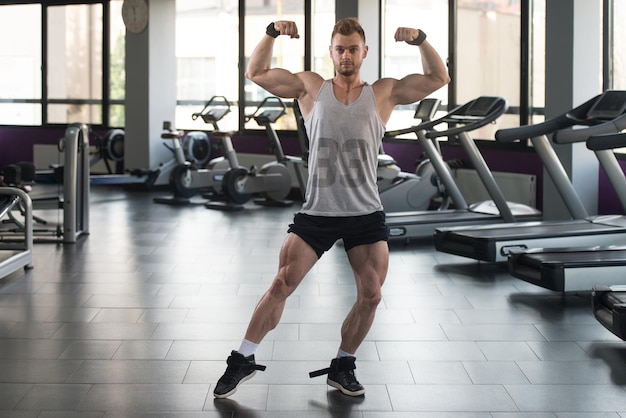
[
  {"xmin": 245, "ymin": 21, "xmax": 306, "ymax": 99},
  {"xmin": 390, "ymin": 27, "xmax": 450, "ymax": 105}
]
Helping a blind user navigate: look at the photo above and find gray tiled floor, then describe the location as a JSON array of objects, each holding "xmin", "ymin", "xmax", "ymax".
[{"xmin": 2, "ymin": 186, "xmax": 626, "ymax": 417}]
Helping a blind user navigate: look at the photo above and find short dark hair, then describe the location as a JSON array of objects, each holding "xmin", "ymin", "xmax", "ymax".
[{"xmin": 331, "ymin": 17, "xmax": 366, "ymax": 43}]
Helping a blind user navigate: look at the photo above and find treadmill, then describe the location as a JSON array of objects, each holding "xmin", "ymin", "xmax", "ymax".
[
  {"xmin": 592, "ymin": 284, "xmax": 626, "ymax": 340},
  {"xmin": 507, "ymin": 131, "xmax": 626, "ymax": 292},
  {"xmin": 433, "ymin": 90, "xmax": 626, "ymax": 262},
  {"xmin": 384, "ymin": 96, "xmax": 541, "ymax": 240}
]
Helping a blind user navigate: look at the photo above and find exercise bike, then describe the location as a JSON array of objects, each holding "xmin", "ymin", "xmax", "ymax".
[
  {"xmin": 208, "ymin": 96, "xmax": 306, "ymax": 211},
  {"xmin": 90, "ymin": 125, "xmax": 210, "ymax": 187},
  {"xmin": 153, "ymin": 95, "xmax": 233, "ymax": 205},
  {"xmin": 378, "ymin": 98, "xmax": 457, "ymax": 213}
]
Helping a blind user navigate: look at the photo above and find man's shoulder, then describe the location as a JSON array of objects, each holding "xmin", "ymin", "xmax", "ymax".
[
  {"xmin": 372, "ymin": 77, "xmax": 396, "ymax": 89},
  {"xmin": 297, "ymin": 71, "xmax": 325, "ymax": 82},
  {"xmin": 298, "ymin": 72, "xmax": 325, "ymax": 96}
]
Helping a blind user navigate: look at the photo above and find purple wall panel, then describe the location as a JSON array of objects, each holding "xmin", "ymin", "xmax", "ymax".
[
  {"xmin": 597, "ymin": 162, "xmax": 626, "ymax": 215},
  {"xmin": 1, "ymin": 126, "xmax": 63, "ymax": 167}
]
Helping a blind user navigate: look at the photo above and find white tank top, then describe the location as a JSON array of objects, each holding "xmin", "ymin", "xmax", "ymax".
[{"xmin": 301, "ymin": 79, "xmax": 386, "ymax": 216}]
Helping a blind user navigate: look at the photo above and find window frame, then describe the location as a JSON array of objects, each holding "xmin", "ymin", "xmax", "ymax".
[
  {"xmin": 448, "ymin": 0, "xmax": 541, "ymax": 129},
  {"xmin": 0, "ymin": 0, "xmax": 113, "ymax": 128},
  {"xmin": 0, "ymin": 0, "xmax": 620, "ymax": 138},
  {"xmin": 380, "ymin": 0, "xmax": 543, "ymax": 144}
]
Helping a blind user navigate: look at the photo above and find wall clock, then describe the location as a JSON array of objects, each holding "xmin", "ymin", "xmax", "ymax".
[{"xmin": 122, "ymin": 0, "xmax": 149, "ymax": 34}]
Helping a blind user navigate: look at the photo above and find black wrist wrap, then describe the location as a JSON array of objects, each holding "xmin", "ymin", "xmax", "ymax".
[
  {"xmin": 266, "ymin": 22, "xmax": 280, "ymax": 38},
  {"xmin": 407, "ymin": 30, "xmax": 427, "ymax": 46}
]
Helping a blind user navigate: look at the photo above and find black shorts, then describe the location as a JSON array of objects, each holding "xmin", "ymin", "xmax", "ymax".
[{"xmin": 287, "ymin": 211, "xmax": 390, "ymax": 258}]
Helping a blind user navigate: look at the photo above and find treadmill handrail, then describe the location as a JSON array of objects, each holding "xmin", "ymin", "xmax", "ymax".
[
  {"xmin": 427, "ymin": 96, "xmax": 508, "ymax": 139},
  {"xmin": 495, "ymin": 94, "xmax": 600, "ymax": 143},
  {"xmin": 587, "ymin": 132, "xmax": 626, "ymax": 151},
  {"xmin": 384, "ymin": 112, "xmax": 447, "ymax": 138},
  {"xmin": 384, "ymin": 96, "xmax": 508, "ymax": 140},
  {"xmin": 553, "ymin": 113, "xmax": 626, "ymax": 144}
]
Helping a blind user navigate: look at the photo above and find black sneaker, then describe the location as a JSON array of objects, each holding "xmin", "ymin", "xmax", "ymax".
[
  {"xmin": 213, "ymin": 350, "xmax": 266, "ymax": 399},
  {"xmin": 309, "ymin": 356, "xmax": 365, "ymax": 397}
]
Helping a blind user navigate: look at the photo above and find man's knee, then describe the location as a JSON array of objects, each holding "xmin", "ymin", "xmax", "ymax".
[
  {"xmin": 268, "ymin": 270, "xmax": 299, "ymax": 300},
  {"xmin": 358, "ymin": 285, "xmax": 383, "ymax": 308}
]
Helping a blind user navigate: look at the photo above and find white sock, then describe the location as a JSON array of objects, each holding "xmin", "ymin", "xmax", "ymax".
[
  {"xmin": 238, "ymin": 339, "xmax": 258, "ymax": 357},
  {"xmin": 337, "ymin": 348, "xmax": 354, "ymax": 358}
]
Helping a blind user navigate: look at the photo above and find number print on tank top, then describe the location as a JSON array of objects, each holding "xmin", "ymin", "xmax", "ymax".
[{"xmin": 313, "ymin": 137, "xmax": 369, "ymax": 188}]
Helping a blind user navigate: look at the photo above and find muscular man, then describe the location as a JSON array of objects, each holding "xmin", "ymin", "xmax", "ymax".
[{"xmin": 214, "ymin": 17, "xmax": 449, "ymax": 399}]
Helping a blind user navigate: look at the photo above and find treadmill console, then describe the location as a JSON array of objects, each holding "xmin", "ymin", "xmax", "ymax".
[
  {"xmin": 465, "ymin": 96, "xmax": 500, "ymax": 117},
  {"xmin": 447, "ymin": 96, "xmax": 503, "ymax": 122},
  {"xmin": 413, "ymin": 98, "xmax": 441, "ymax": 121},
  {"xmin": 587, "ymin": 90, "xmax": 626, "ymax": 119}
]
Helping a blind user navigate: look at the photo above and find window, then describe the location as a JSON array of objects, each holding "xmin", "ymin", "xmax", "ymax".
[
  {"xmin": 174, "ymin": 0, "xmax": 333, "ymax": 131},
  {"xmin": 110, "ymin": 0, "xmax": 126, "ymax": 127},
  {"xmin": 0, "ymin": 0, "xmax": 119, "ymax": 125},
  {"xmin": 610, "ymin": 0, "xmax": 625, "ymax": 90},
  {"xmin": 0, "ymin": 4, "xmax": 42, "ymax": 125},
  {"xmin": 0, "ymin": 0, "xmax": 569, "ymax": 138},
  {"xmin": 312, "ymin": 0, "xmax": 335, "ymax": 79},
  {"xmin": 175, "ymin": 0, "xmax": 239, "ymax": 131},
  {"xmin": 605, "ymin": 0, "xmax": 625, "ymax": 153},
  {"xmin": 382, "ymin": 0, "xmax": 449, "ymax": 131},
  {"xmin": 456, "ymin": 0, "xmax": 521, "ymax": 138},
  {"xmin": 382, "ymin": 0, "xmax": 546, "ymax": 139},
  {"xmin": 47, "ymin": 3, "xmax": 104, "ymax": 125},
  {"xmin": 0, "ymin": 1, "xmax": 121, "ymax": 127},
  {"xmin": 530, "ymin": 0, "xmax": 545, "ymax": 124},
  {"xmin": 243, "ymin": 0, "xmax": 305, "ymax": 130}
]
